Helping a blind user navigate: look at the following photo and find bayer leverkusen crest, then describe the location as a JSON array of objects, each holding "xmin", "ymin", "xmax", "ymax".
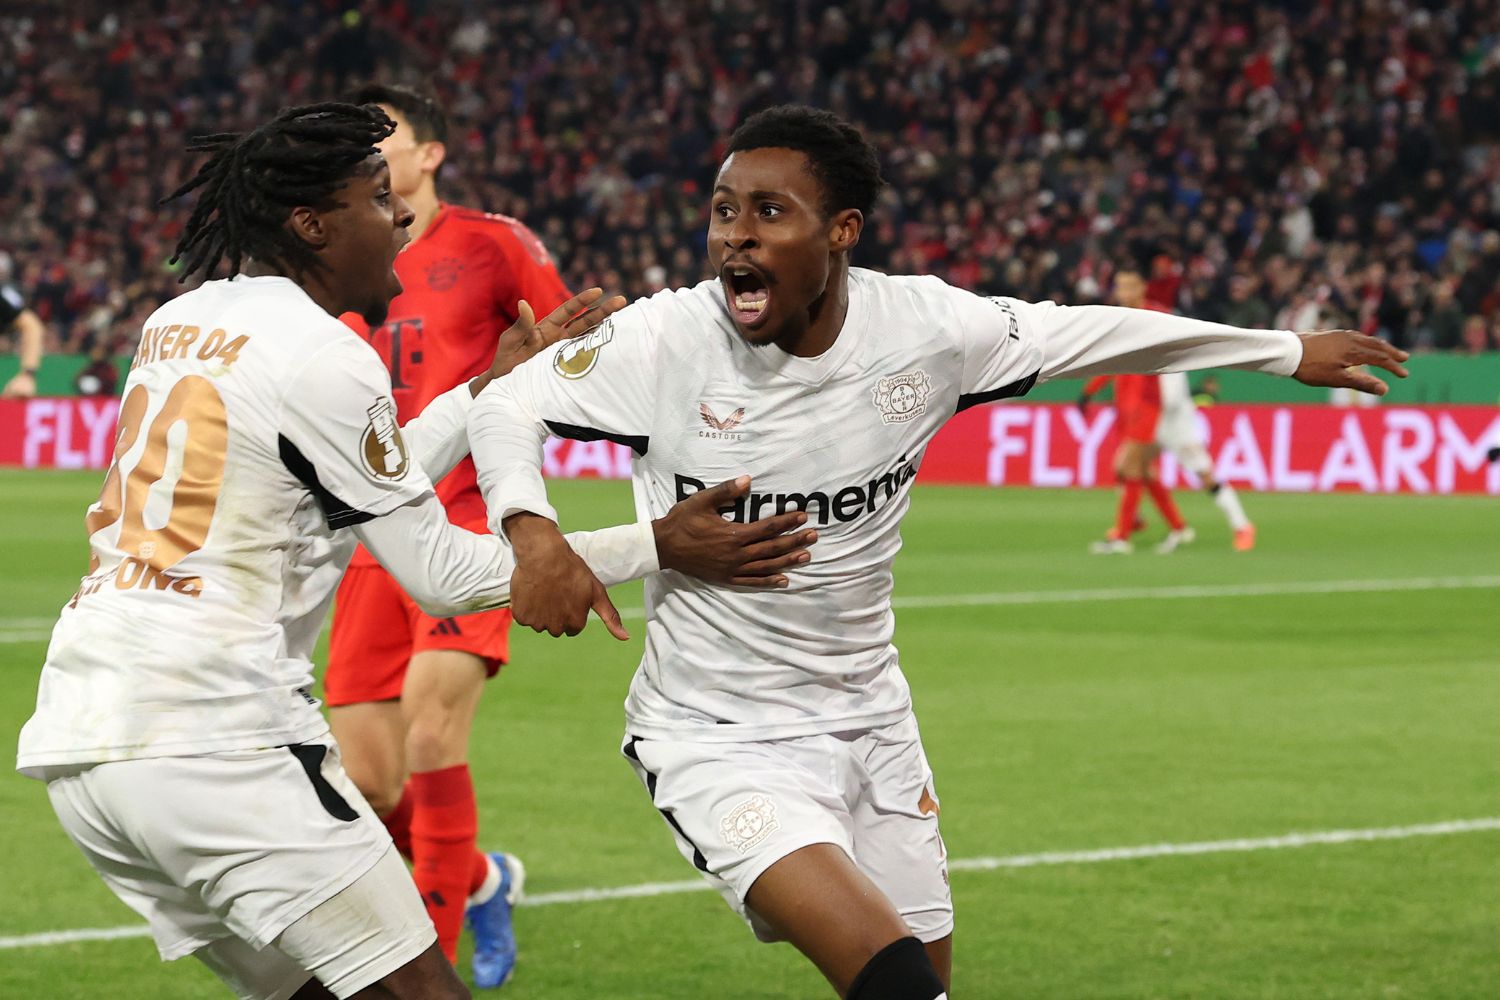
[{"xmin": 872, "ymin": 370, "xmax": 933, "ymax": 424}]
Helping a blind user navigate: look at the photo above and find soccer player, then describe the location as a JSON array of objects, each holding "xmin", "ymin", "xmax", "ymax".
[
  {"xmin": 16, "ymin": 104, "xmax": 814, "ymax": 1000},
  {"xmin": 1, "ymin": 281, "xmax": 47, "ymax": 398},
  {"xmin": 1156, "ymin": 369, "xmax": 1255, "ymax": 550},
  {"xmin": 323, "ymin": 83, "xmax": 566, "ymax": 985},
  {"xmin": 1083, "ymin": 269, "xmax": 1254, "ymax": 552},
  {"xmin": 1080, "ymin": 270, "xmax": 1192, "ymax": 555},
  {"xmin": 466, "ymin": 106, "xmax": 1407, "ymax": 1000}
]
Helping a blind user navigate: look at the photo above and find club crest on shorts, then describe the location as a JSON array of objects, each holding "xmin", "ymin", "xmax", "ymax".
[
  {"xmin": 360, "ymin": 397, "xmax": 409, "ymax": 481},
  {"xmin": 553, "ymin": 318, "xmax": 615, "ymax": 379},
  {"xmin": 720, "ymin": 794, "xmax": 780, "ymax": 853},
  {"xmin": 872, "ymin": 370, "xmax": 932, "ymax": 424}
]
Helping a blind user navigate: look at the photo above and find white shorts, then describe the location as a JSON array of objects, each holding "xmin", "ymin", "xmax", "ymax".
[
  {"xmin": 622, "ymin": 713, "xmax": 953, "ymax": 943},
  {"xmin": 45, "ymin": 740, "xmax": 434, "ymax": 999},
  {"xmin": 1156, "ymin": 405, "xmax": 1212, "ymax": 476}
]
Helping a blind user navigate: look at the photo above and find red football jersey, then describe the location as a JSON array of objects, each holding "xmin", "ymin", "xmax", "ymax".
[{"xmin": 344, "ymin": 205, "xmax": 569, "ymax": 566}]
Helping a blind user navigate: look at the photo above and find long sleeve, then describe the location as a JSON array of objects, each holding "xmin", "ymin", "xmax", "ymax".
[
  {"xmin": 1024, "ymin": 301, "xmax": 1303, "ymax": 382},
  {"xmin": 354, "ymin": 496, "xmax": 659, "ymax": 617},
  {"xmin": 353, "ymin": 494, "xmax": 510, "ymax": 616},
  {"xmin": 933, "ymin": 279, "xmax": 1303, "ymax": 406},
  {"xmin": 401, "ymin": 380, "xmax": 475, "ymax": 483},
  {"xmin": 468, "ymin": 303, "xmax": 659, "ymax": 536}
]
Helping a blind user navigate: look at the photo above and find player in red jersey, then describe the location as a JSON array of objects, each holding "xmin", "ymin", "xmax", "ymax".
[
  {"xmin": 325, "ymin": 84, "xmax": 583, "ymax": 987},
  {"xmin": 1082, "ymin": 269, "xmax": 1192, "ymax": 554}
]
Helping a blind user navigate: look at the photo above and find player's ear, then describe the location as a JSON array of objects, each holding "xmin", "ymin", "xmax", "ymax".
[
  {"xmin": 829, "ymin": 208, "xmax": 863, "ymax": 253},
  {"xmin": 287, "ymin": 206, "xmax": 329, "ymax": 250},
  {"xmin": 419, "ymin": 140, "xmax": 447, "ymax": 176}
]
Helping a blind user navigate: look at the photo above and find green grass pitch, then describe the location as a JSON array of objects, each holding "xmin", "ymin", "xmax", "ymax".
[{"xmin": 1, "ymin": 469, "xmax": 1496, "ymax": 998}]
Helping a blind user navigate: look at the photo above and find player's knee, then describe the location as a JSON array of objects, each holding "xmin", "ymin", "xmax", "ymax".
[
  {"xmin": 358, "ymin": 780, "xmax": 405, "ymax": 818},
  {"xmin": 847, "ymin": 936, "xmax": 947, "ymax": 1000},
  {"xmin": 404, "ymin": 714, "xmax": 464, "ymax": 771}
]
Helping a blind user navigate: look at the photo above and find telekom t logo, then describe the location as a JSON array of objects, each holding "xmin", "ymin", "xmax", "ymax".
[{"xmin": 370, "ymin": 317, "xmax": 425, "ymax": 390}]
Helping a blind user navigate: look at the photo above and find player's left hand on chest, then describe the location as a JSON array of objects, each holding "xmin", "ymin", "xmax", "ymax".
[{"xmin": 1293, "ymin": 330, "xmax": 1409, "ymax": 395}]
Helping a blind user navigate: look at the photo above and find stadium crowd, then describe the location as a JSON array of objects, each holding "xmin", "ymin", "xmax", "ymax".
[{"xmin": 3, "ymin": 0, "xmax": 1500, "ymax": 358}]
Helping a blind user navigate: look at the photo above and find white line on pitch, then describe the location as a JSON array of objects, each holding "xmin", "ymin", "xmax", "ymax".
[
  {"xmin": 887, "ymin": 574, "xmax": 1500, "ymax": 611},
  {"xmin": 5, "ymin": 817, "xmax": 1497, "ymax": 950},
  {"xmin": 607, "ymin": 575, "xmax": 1500, "ymax": 621}
]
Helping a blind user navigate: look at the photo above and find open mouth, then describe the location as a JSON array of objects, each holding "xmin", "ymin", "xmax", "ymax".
[{"xmin": 723, "ymin": 263, "xmax": 771, "ymax": 327}]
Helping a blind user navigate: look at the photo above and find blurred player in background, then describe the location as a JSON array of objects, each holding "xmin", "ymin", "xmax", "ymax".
[
  {"xmin": 1082, "ymin": 269, "xmax": 1193, "ymax": 555},
  {"xmin": 326, "ymin": 83, "xmax": 571, "ymax": 987},
  {"xmin": 1, "ymin": 281, "xmax": 48, "ymax": 398},
  {"xmin": 1156, "ymin": 369, "xmax": 1255, "ymax": 550}
]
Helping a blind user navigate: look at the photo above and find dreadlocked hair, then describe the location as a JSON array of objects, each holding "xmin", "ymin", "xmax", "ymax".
[{"xmin": 162, "ymin": 102, "xmax": 396, "ymax": 282}]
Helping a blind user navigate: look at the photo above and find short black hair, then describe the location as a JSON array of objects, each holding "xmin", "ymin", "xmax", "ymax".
[
  {"xmin": 162, "ymin": 102, "xmax": 395, "ymax": 281},
  {"xmin": 725, "ymin": 105, "xmax": 885, "ymax": 218},
  {"xmin": 345, "ymin": 83, "xmax": 448, "ymax": 145}
]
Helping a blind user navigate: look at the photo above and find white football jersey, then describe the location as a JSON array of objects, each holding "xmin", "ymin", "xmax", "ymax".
[
  {"xmin": 470, "ymin": 268, "xmax": 1300, "ymax": 742},
  {"xmin": 1159, "ymin": 371, "xmax": 1195, "ymax": 414},
  {"xmin": 18, "ymin": 276, "xmax": 443, "ymax": 774}
]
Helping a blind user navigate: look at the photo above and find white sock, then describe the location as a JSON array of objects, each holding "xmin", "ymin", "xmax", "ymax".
[
  {"xmin": 1211, "ymin": 483, "xmax": 1249, "ymax": 530},
  {"xmin": 468, "ymin": 854, "xmax": 502, "ymax": 907}
]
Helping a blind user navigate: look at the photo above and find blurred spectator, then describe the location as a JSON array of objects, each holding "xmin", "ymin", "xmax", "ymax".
[
  {"xmin": 73, "ymin": 345, "xmax": 119, "ymax": 397},
  {"xmin": 1461, "ymin": 314, "xmax": 1494, "ymax": 354},
  {"xmin": 2, "ymin": 0, "xmax": 1500, "ymax": 357},
  {"xmin": 1191, "ymin": 375, "xmax": 1222, "ymax": 407},
  {"xmin": 1418, "ymin": 278, "xmax": 1467, "ymax": 350},
  {"xmin": 1221, "ymin": 275, "xmax": 1274, "ymax": 330}
]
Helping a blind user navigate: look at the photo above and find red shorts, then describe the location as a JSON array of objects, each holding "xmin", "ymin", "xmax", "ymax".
[
  {"xmin": 324, "ymin": 564, "xmax": 512, "ymax": 707},
  {"xmin": 1119, "ymin": 403, "xmax": 1162, "ymax": 445}
]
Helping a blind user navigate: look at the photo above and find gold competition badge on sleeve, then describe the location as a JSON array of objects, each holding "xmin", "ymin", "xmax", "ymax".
[
  {"xmin": 360, "ymin": 398, "xmax": 409, "ymax": 481},
  {"xmin": 553, "ymin": 317, "xmax": 615, "ymax": 380}
]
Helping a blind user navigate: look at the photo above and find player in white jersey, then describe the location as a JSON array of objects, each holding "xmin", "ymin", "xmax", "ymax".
[
  {"xmin": 467, "ymin": 106, "xmax": 1408, "ymax": 1000},
  {"xmin": 15, "ymin": 104, "xmax": 814, "ymax": 1000},
  {"xmin": 1156, "ymin": 369, "xmax": 1256, "ymax": 549}
]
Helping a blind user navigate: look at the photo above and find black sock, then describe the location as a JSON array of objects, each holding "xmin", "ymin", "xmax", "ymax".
[{"xmin": 846, "ymin": 936, "xmax": 946, "ymax": 1000}]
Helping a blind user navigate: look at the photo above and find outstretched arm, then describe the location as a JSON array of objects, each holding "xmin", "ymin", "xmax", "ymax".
[
  {"xmin": 1035, "ymin": 302, "xmax": 1408, "ymax": 393},
  {"xmin": 945, "ymin": 286, "xmax": 1409, "ymax": 404}
]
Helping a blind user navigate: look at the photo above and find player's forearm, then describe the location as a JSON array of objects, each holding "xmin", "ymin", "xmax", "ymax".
[
  {"xmin": 353, "ymin": 495, "xmax": 513, "ymax": 617},
  {"xmin": 468, "ymin": 379, "xmax": 559, "ymax": 533},
  {"xmin": 1039, "ymin": 305, "xmax": 1302, "ymax": 382},
  {"xmin": 16, "ymin": 311, "xmax": 44, "ymax": 370},
  {"xmin": 401, "ymin": 382, "xmax": 474, "ymax": 482},
  {"xmin": 561, "ymin": 521, "xmax": 659, "ymax": 587}
]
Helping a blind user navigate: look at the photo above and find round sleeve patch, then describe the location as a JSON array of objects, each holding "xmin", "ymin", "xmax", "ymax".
[{"xmin": 553, "ymin": 318, "xmax": 616, "ymax": 380}]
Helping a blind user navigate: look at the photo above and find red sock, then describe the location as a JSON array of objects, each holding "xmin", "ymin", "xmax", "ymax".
[
  {"xmin": 1145, "ymin": 479, "xmax": 1187, "ymax": 531},
  {"xmin": 469, "ymin": 850, "xmax": 492, "ymax": 897},
  {"xmin": 1114, "ymin": 478, "xmax": 1144, "ymax": 539},
  {"xmin": 380, "ymin": 784, "xmax": 414, "ymax": 861},
  {"xmin": 410, "ymin": 765, "xmax": 483, "ymax": 962}
]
